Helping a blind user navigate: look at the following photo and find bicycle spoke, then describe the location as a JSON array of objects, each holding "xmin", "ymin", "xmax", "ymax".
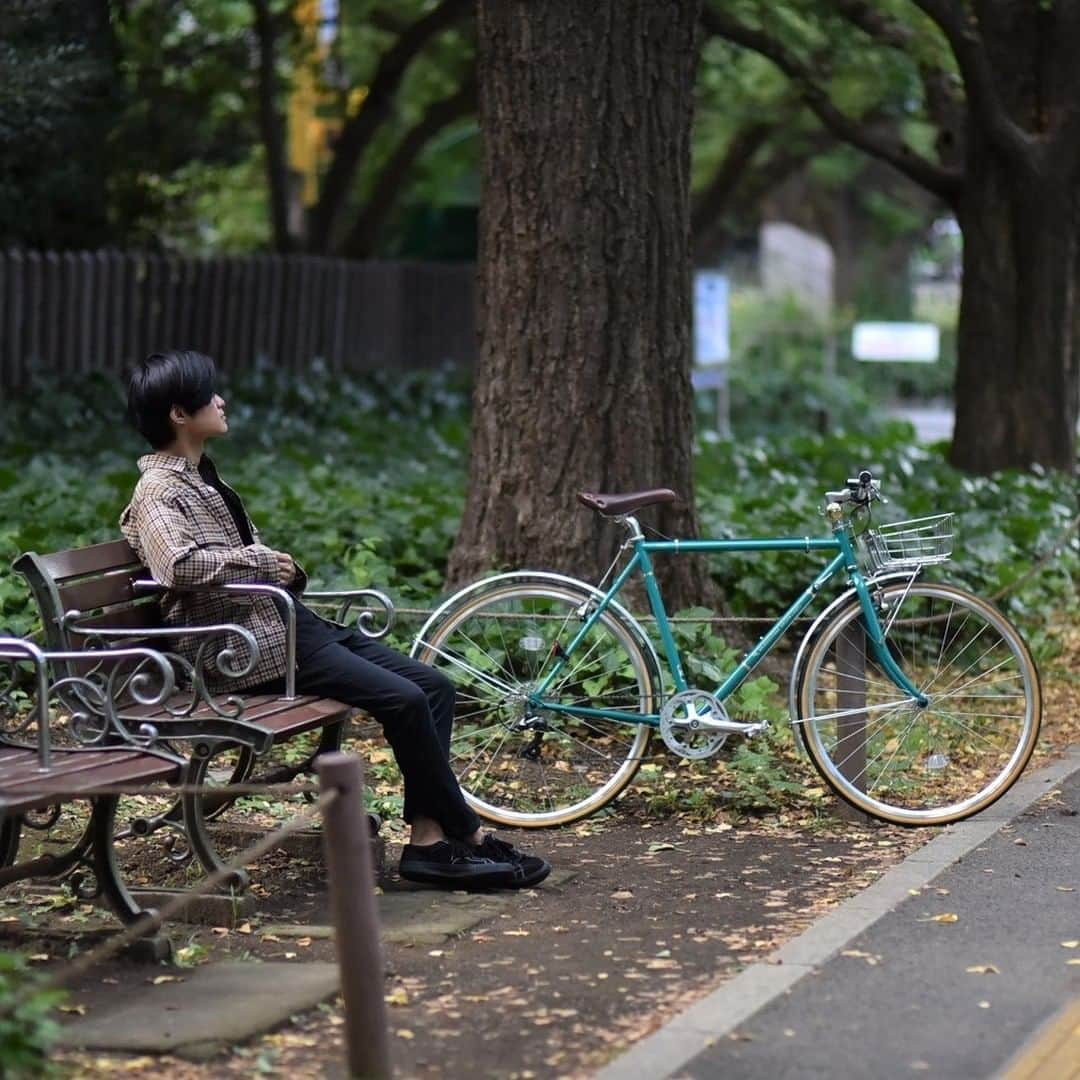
[{"xmin": 800, "ymin": 581, "xmax": 1039, "ymax": 824}]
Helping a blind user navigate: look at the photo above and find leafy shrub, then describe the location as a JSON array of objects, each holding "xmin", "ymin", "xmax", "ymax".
[
  {"xmin": 0, "ymin": 952, "xmax": 64, "ymax": 1078},
  {"xmin": 1, "ymin": 365, "xmax": 1074, "ymax": 648}
]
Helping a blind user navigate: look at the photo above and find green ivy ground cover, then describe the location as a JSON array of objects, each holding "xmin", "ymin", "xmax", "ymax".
[{"xmin": 0, "ymin": 367, "xmax": 1076, "ymax": 654}]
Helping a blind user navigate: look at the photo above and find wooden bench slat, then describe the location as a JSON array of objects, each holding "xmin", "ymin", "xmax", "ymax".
[
  {"xmin": 35, "ymin": 540, "xmax": 139, "ymax": 584},
  {"xmin": 0, "ymin": 746, "xmax": 180, "ymax": 815},
  {"xmin": 0, "ymin": 748, "xmax": 177, "ymax": 789},
  {"xmin": 59, "ymin": 569, "xmax": 148, "ymax": 613},
  {"xmin": 132, "ymin": 693, "xmax": 350, "ymax": 739}
]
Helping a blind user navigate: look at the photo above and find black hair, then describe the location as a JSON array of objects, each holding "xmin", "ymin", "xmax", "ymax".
[{"xmin": 127, "ymin": 350, "xmax": 217, "ymax": 448}]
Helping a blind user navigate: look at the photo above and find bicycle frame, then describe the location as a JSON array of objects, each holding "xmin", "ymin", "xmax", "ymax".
[{"xmin": 529, "ymin": 517, "xmax": 928, "ymax": 727}]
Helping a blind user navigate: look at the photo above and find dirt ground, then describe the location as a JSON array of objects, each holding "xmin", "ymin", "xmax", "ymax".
[{"xmin": 6, "ymin": 806, "xmax": 926, "ymax": 1080}]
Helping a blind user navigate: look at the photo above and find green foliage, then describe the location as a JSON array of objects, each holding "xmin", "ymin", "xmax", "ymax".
[
  {"xmin": 694, "ymin": 423, "xmax": 1079, "ymax": 634},
  {"xmin": 1, "ymin": 365, "xmax": 1074, "ymax": 646},
  {"xmin": 0, "ymin": 0, "xmax": 116, "ymax": 248},
  {"xmin": 0, "ymin": 364, "xmax": 472, "ymax": 639},
  {"xmin": 0, "ymin": 951, "xmax": 65, "ymax": 1078}
]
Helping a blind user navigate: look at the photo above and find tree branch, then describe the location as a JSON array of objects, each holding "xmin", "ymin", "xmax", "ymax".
[
  {"xmin": 307, "ymin": 0, "xmax": 472, "ymax": 252},
  {"xmin": 905, "ymin": 0, "xmax": 1034, "ymax": 161},
  {"xmin": 694, "ymin": 129, "xmax": 834, "ymax": 261},
  {"xmin": 825, "ymin": 0, "xmax": 915, "ymax": 50},
  {"xmin": 700, "ymin": 4, "xmax": 963, "ymax": 200},
  {"xmin": 340, "ymin": 73, "xmax": 477, "ymax": 258},
  {"xmin": 251, "ymin": 0, "xmax": 292, "ymax": 252},
  {"xmin": 691, "ymin": 121, "xmax": 775, "ymax": 238}
]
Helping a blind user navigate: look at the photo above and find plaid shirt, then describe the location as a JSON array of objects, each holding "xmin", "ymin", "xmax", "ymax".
[{"xmin": 120, "ymin": 453, "xmax": 307, "ymax": 692}]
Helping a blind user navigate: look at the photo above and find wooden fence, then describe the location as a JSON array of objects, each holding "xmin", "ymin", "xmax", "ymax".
[{"xmin": 0, "ymin": 250, "xmax": 477, "ymax": 387}]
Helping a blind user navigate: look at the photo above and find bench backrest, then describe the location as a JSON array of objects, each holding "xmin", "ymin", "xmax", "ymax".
[{"xmin": 13, "ymin": 541, "xmax": 162, "ymax": 680}]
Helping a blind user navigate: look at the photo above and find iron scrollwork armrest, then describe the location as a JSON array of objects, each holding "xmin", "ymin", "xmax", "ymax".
[
  {"xmin": 133, "ymin": 578, "xmax": 298, "ymax": 699},
  {"xmin": 303, "ymin": 588, "xmax": 396, "ymax": 639},
  {"xmin": 60, "ymin": 610, "xmax": 261, "ymax": 720},
  {"xmin": 0, "ymin": 638, "xmax": 177, "ymax": 768}
]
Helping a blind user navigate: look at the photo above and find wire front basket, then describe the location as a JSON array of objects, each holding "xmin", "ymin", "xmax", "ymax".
[{"xmin": 862, "ymin": 513, "xmax": 955, "ymax": 572}]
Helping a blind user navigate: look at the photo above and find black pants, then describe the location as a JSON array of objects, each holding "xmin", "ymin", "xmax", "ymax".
[{"xmin": 254, "ymin": 631, "xmax": 481, "ymax": 841}]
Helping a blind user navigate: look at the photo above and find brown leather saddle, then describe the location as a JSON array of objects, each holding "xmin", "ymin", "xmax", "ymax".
[{"xmin": 576, "ymin": 488, "xmax": 679, "ymax": 516}]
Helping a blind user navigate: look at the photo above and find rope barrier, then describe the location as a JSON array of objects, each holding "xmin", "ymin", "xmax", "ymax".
[
  {"xmin": 10, "ymin": 787, "xmax": 340, "ymax": 1007},
  {"xmin": 12, "ymin": 780, "xmax": 324, "ymax": 801}
]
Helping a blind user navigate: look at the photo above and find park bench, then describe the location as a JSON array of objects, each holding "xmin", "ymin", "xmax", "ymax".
[
  {"xmin": 11, "ymin": 538, "xmax": 394, "ymax": 892},
  {"xmin": 0, "ymin": 635, "xmax": 274, "ymax": 941}
]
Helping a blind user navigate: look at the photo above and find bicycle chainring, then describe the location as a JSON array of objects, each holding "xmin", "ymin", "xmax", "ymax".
[{"xmin": 659, "ymin": 690, "xmax": 730, "ymax": 760}]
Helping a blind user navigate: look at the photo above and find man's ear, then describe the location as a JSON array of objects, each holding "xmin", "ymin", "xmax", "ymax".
[{"xmin": 169, "ymin": 404, "xmax": 187, "ymax": 427}]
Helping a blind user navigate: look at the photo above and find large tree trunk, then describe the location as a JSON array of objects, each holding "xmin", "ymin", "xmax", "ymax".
[
  {"xmin": 450, "ymin": 0, "xmax": 712, "ymax": 610},
  {"xmin": 948, "ymin": 55, "xmax": 1080, "ymax": 473}
]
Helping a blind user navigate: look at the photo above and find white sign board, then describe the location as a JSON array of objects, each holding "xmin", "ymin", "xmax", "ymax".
[
  {"xmin": 694, "ymin": 272, "xmax": 729, "ymax": 366},
  {"xmin": 852, "ymin": 322, "xmax": 940, "ymax": 363}
]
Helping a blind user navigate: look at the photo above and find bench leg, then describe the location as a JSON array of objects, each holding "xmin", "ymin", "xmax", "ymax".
[
  {"xmin": 181, "ymin": 747, "xmax": 250, "ymax": 891},
  {"xmin": 91, "ymin": 795, "xmax": 154, "ymax": 926},
  {"xmin": 0, "ymin": 814, "xmax": 21, "ymax": 868}
]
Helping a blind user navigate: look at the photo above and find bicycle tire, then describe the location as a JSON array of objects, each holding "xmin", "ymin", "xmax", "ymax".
[
  {"xmin": 411, "ymin": 573, "xmax": 659, "ymax": 828},
  {"xmin": 794, "ymin": 580, "xmax": 1040, "ymax": 826}
]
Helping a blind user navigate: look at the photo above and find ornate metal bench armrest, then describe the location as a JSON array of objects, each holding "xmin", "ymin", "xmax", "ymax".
[
  {"xmin": 0, "ymin": 639, "xmax": 177, "ymax": 768},
  {"xmin": 303, "ymin": 588, "xmax": 396, "ymax": 639},
  {"xmin": 133, "ymin": 579, "xmax": 298, "ymax": 699},
  {"xmin": 61, "ymin": 610, "xmax": 262, "ymax": 719}
]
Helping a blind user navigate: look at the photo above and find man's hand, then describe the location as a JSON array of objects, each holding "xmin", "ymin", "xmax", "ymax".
[{"xmin": 272, "ymin": 550, "xmax": 297, "ymax": 585}]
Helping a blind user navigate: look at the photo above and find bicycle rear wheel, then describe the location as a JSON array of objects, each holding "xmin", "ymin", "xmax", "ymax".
[
  {"xmin": 411, "ymin": 574, "xmax": 658, "ymax": 828},
  {"xmin": 795, "ymin": 581, "xmax": 1040, "ymax": 826}
]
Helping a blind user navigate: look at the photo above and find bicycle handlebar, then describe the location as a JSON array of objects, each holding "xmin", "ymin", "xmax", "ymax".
[{"xmin": 825, "ymin": 469, "xmax": 883, "ymax": 509}]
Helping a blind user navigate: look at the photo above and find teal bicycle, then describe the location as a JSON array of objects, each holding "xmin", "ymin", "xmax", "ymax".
[{"xmin": 411, "ymin": 471, "xmax": 1041, "ymax": 829}]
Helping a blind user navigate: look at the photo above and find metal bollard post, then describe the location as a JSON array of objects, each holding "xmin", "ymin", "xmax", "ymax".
[{"xmin": 315, "ymin": 752, "xmax": 392, "ymax": 1079}]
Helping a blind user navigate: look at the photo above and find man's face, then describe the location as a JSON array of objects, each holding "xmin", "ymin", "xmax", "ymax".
[{"xmin": 181, "ymin": 393, "xmax": 229, "ymax": 439}]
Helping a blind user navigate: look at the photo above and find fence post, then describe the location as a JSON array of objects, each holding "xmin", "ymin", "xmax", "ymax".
[
  {"xmin": 834, "ymin": 625, "xmax": 872, "ymax": 823},
  {"xmin": 315, "ymin": 752, "xmax": 392, "ymax": 1079}
]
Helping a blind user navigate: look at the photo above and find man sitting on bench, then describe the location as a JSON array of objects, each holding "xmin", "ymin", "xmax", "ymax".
[{"xmin": 121, "ymin": 349, "xmax": 550, "ymax": 890}]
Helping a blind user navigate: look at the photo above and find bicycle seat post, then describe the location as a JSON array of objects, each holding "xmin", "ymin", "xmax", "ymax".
[{"xmin": 616, "ymin": 514, "xmax": 644, "ymax": 542}]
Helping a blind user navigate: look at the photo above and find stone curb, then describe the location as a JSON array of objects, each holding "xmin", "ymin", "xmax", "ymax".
[{"xmin": 594, "ymin": 747, "xmax": 1080, "ymax": 1080}]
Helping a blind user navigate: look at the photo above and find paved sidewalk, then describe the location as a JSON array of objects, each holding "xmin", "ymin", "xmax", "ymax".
[{"xmin": 598, "ymin": 749, "xmax": 1080, "ymax": 1080}]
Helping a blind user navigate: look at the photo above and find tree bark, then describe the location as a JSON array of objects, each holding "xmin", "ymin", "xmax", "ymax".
[
  {"xmin": 452, "ymin": 0, "xmax": 715, "ymax": 611},
  {"xmin": 944, "ymin": 1, "xmax": 1080, "ymax": 474},
  {"xmin": 949, "ymin": 143, "xmax": 1080, "ymax": 472},
  {"xmin": 251, "ymin": 0, "xmax": 293, "ymax": 253}
]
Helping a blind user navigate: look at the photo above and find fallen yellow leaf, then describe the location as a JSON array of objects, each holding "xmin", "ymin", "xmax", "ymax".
[
  {"xmin": 151, "ymin": 975, "xmax": 183, "ymax": 985},
  {"xmin": 965, "ymin": 964, "xmax": 1000, "ymax": 975},
  {"xmin": 1061, "ymin": 940, "xmax": 1080, "ymax": 948},
  {"xmin": 235, "ymin": 922, "xmax": 253, "ymax": 935},
  {"xmin": 922, "ymin": 913, "xmax": 960, "ymax": 924},
  {"xmin": 396, "ymin": 1029, "xmax": 415, "ymax": 1040},
  {"xmin": 384, "ymin": 988, "xmax": 409, "ymax": 1006}
]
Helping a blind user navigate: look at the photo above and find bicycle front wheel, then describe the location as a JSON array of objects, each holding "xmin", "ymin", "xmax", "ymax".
[
  {"xmin": 412, "ymin": 574, "xmax": 657, "ymax": 828},
  {"xmin": 795, "ymin": 581, "xmax": 1040, "ymax": 826}
]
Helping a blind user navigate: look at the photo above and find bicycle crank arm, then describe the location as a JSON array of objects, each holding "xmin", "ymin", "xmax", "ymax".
[{"xmin": 669, "ymin": 716, "xmax": 767, "ymax": 736}]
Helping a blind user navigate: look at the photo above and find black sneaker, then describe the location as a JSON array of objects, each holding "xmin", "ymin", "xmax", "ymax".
[
  {"xmin": 399, "ymin": 839, "xmax": 519, "ymax": 889},
  {"xmin": 474, "ymin": 834, "xmax": 551, "ymax": 888}
]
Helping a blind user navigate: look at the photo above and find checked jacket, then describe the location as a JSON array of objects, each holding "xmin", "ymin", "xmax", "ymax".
[{"xmin": 120, "ymin": 452, "xmax": 307, "ymax": 692}]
